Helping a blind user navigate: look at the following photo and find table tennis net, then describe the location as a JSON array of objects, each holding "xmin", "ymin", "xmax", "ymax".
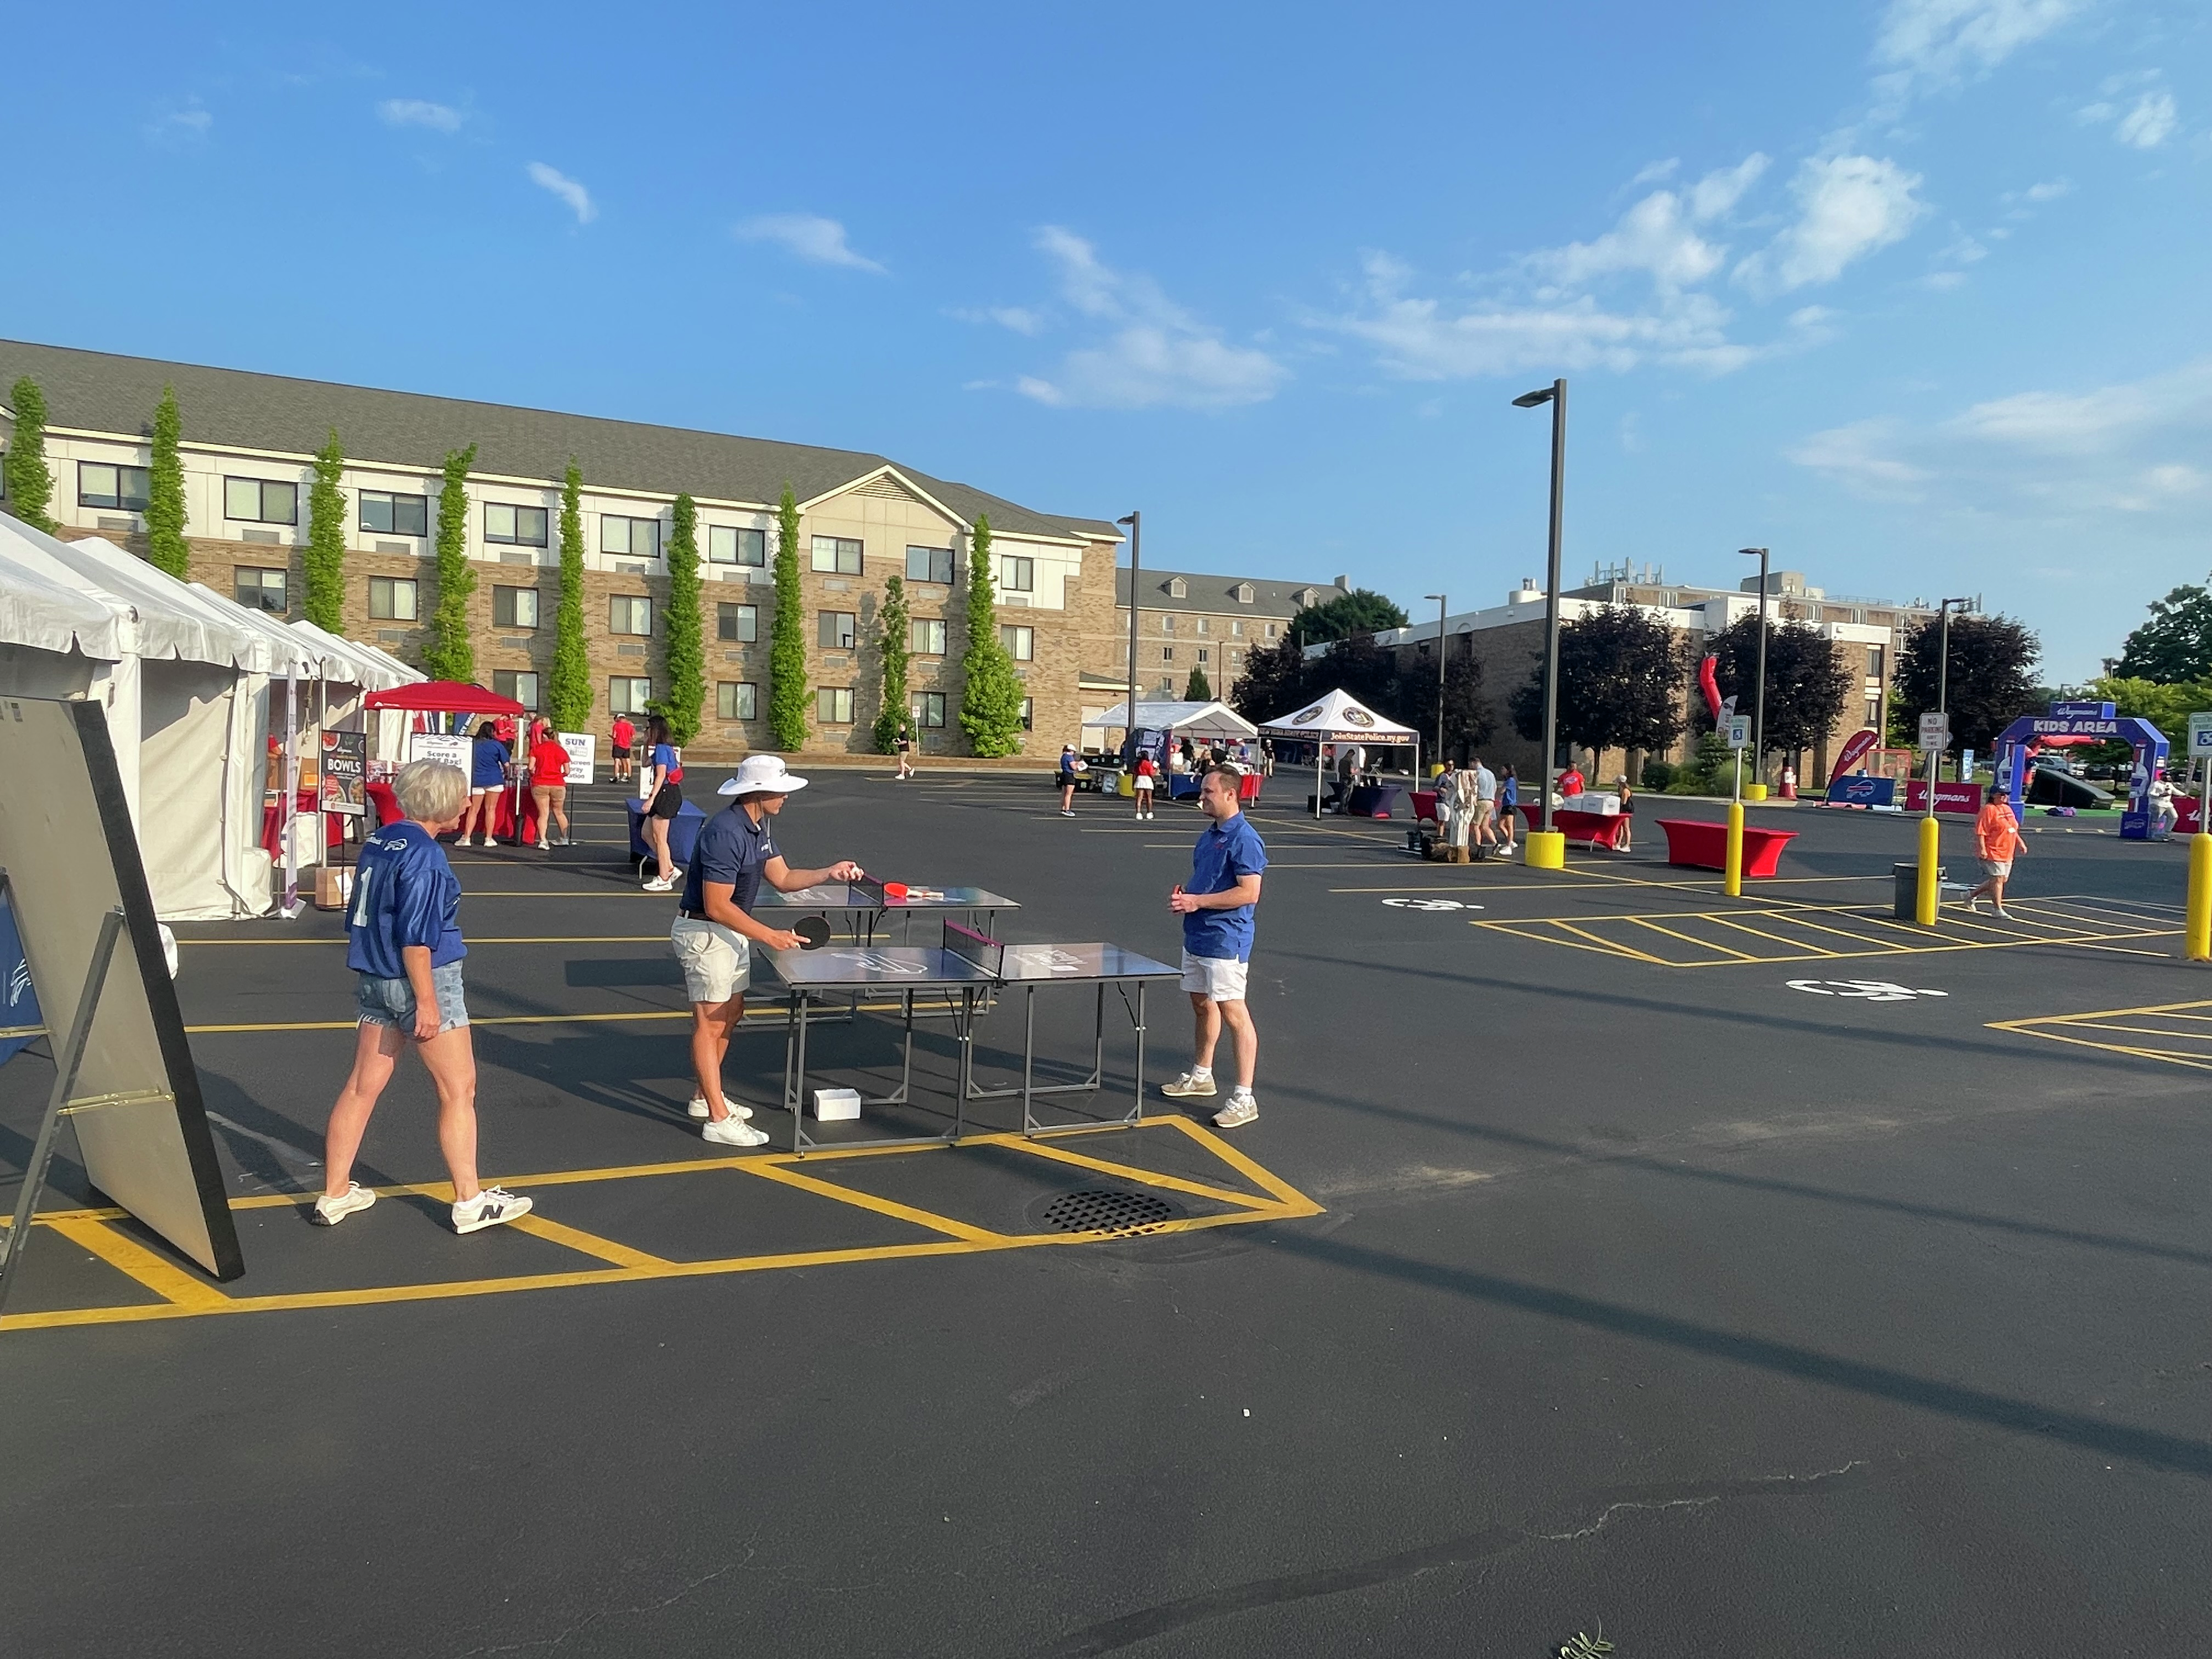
[{"xmin": 943, "ymin": 919, "xmax": 1004, "ymax": 979}]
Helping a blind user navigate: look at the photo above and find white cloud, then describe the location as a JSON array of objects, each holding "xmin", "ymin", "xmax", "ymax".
[
  {"xmin": 1628, "ymin": 158, "xmax": 1681, "ymax": 187},
  {"xmin": 1533, "ymin": 156, "xmax": 1768, "ymax": 291},
  {"xmin": 950, "ymin": 305, "xmax": 1046, "ymax": 336},
  {"xmin": 146, "ymin": 99, "xmax": 212, "ymax": 145},
  {"xmin": 1735, "ymin": 155, "xmax": 1928, "ymax": 296},
  {"xmin": 1788, "ymin": 420, "xmax": 1934, "ymax": 497},
  {"xmin": 1874, "ymin": 0, "xmax": 2086, "ymax": 84},
  {"xmin": 1921, "ymin": 270, "xmax": 1970, "ymax": 290},
  {"xmin": 1011, "ymin": 229, "xmax": 1285, "ymax": 410},
  {"xmin": 735, "ymin": 213, "xmax": 885, "ymax": 273},
  {"xmin": 2114, "ymin": 90, "xmax": 2178, "ymax": 148},
  {"xmin": 378, "ymin": 98, "xmax": 462, "ymax": 133},
  {"xmin": 1947, "ymin": 358, "xmax": 2212, "ymax": 452},
  {"xmin": 526, "ymin": 162, "xmax": 596, "ymax": 225}
]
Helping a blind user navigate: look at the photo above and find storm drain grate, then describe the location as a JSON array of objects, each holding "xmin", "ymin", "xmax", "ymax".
[{"xmin": 1041, "ymin": 1188, "xmax": 1177, "ymax": 1237}]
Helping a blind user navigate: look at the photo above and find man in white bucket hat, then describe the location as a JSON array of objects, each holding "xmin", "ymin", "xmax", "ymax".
[{"xmin": 669, "ymin": 754, "xmax": 865, "ymax": 1144}]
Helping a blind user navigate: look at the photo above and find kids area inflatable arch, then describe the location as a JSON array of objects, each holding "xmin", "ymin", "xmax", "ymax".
[{"xmin": 1994, "ymin": 700, "xmax": 2168, "ymax": 841}]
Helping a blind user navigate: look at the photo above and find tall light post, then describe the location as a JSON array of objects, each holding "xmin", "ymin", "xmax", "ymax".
[
  {"xmin": 1118, "ymin": 511, "xmax": 1140, "ymax": 763},
  {"xmin": 1423, "ymin": 592, "xmax": 1446, "ymax": 770},
  {"xmin": 1913, "ymin": 594, "xmax": 1975, "ymax": 928},
  {"xmin": 1740, "ymin": 546, "xmax": 1770, "ymax": 798},
  {"xmin": 1512, "ymin": 378, "xmax": 1566, "ymax": 865}
]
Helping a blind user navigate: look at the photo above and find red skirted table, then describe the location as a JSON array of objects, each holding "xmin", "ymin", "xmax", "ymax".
[
  {"xmin": 260, "ymin": 791, "xmax": 343, "ymax": 858},
  {"xmin": 1655, "ymin": 817, "xmax": 1797, "ymax": 876}
]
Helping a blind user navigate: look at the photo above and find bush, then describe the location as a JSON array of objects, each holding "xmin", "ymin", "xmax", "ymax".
[{"xmin": 1639, "ymin": 759, "xmax": 1676, "ymax": 791}]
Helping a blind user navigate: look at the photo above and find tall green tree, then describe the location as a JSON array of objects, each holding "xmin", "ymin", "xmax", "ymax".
[
  {"xmin": 3, "ymin": 375, "xmax": 56, "ymax": 532},
  {"xmin": 145, "ymin": 385, "xmax": 189, "ymax": 578},
  {"xmin": 2114, "ymin": 580, "xmax": 2212, "ymax": 684},
  {"xmin": 1289, "ymin": 587, "xmax": 1407, "ymax": 645},
  {"xmin": 546, "ymin": 461, "xmax": 592, "ymax": 732},
  {"xmin": 873, "ymin": 573, "xmax": 911, "ymax": 753},
  {"xmin": 424, "ymin": 445, "xmax": 478, "ymax": 682},
  {"xmin": 958, "ymin": 515, "xmax": 1026, "ymax": 756},
  {"xmin": 661, "ymin": 493, "xmax": 705, "ymax": 742},
  {"xmin": 1229, "ymin": 633, "xmax": 1314, "ymax": 723},
  {"xmin": 768, "ymin": 485, "xmax": 809, "ymax": 750},
  {"xmin": 302, "ymin": 429, "xmax": 347, "ymax": 628},
  {"xmin": 1886, "ymin": 612, "xmax": 2041, "ymax": 753},
  {"xmin": 1183, "ymin": 664, "xmax": 1213, "ymax": 701},
  {"xmin": 1705, "ymin": 613, "xmax": 1853, "ymax": 764},
  {"xmin": 1511, "ymin": 604, "xmax": 1690, "ymax": 762}
]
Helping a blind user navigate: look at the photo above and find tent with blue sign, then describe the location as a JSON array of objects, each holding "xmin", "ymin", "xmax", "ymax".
[{"xmin": 1995, "ymin": 700, "xmax": 2168, "ymax": 840}]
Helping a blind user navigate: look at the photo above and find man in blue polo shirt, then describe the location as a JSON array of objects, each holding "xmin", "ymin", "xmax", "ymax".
[
  {"xmin": 670, "ymin": 754, "xmax": 865, "ymax": 1145},
  {"xmin": 1162, "ymin": 763, "xmax": 1267, "ymax": 1128}
]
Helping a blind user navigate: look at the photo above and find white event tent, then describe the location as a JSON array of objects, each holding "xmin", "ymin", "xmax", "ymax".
[
  {"xmin": 1258, "ymin": 687, "xmax": 1423, "ymax": 819},
  {"xmin": 1081, "ymin": 698, "xmax": 1258, "ymax": 747}
]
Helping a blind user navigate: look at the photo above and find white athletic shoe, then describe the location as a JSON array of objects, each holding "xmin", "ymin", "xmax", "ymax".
[
  {"xmin": 1161, "ymin": 1070, "xmax": 1217, "ymax": 1099},
  {"xmin": 688, "ymin": 1094, "xmax": 753, "ymax": 1120},
  {"xmin": 1213, "ymin": 1094, "xmax": 1259, "ymax": 1129},
  {"xmin": 311, "ymin": 1182, "xmax": 377, "ymax": 1226},
  {"xmin": 452, "ymin": 1186, "xmax": 533, "ymax": 1234},
  {"xmin": 702, "ymin": 1115, "xmax": 770, "ymax": 1147},
  {"xmin": 643, "ymin": 875, "xmax": 675, "ymax": 892}
]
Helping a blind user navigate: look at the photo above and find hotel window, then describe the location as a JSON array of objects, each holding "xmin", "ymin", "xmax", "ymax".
[
  {"xmin": 234, "ymin": 567, "xmax": 288, "ymax": 613},
  {"xmin": 1019, "ymin": 697, "xmax": 1034, "ymax": 732},
  {"xmin": 1197, "ymin": 648, "xmax": 1211, "ymax": 665},
  {"xmin": 910, "ymin": 690, "xmax": 946, "ymax": 728},
  {"xmin": 1230, "ymin": 619, "xmax": 1244, "ymax": 637},
  {"xmin": 1234, "ymin": 583, "xmax": 1254, "ymax": 604},
  {"xmin": 819, "ymin": 611, "xmax": 857, "ymax": 649},
  {"xmin": 1161, "ymin": 646, "xmax": 1174, "ymax": 664},
  {"xmin": 1866, "ymin": 700, "xmax": 1882, "ymax": 729},
  {"xmin": 1000, "ymin": 624, "xmax": 1034, "ymax": 661},
  {"xmin": 717, "ymin": 602, "xmax": 758, "ymax": 643},
  {"xmin": 910, "ymin": 618, "xmax": 947, "ymax": 655},
  {"xmin": 493, "ymin": 586, "xmax": 540, "ymax": 628},
  {"xmin": 79, "ymin": 462, "xmax": 151, "ymax": 512},
  {"xmin": 1867, "ymin": 645, "xmax": 1885, "ymax": 677},
  {"xmin": 601, "ymin": 514, "xmax": 660, "ymax": 560},
  {"xmin": 1000, "ymin": 555, "xmax": 1034, "ymax": 593},
  {"xmin": 484, "ymin": 503, "xmax": 550, "ymax": 547},
  {"xmin": 1160, "ymin": 615, "xmax": 1176, "ymax": 634},
  {"xmin": 225, "ymin": 477, "xmax": 298, "ymax": 524},
  {"xmin": 1266, "ymin": 623, "xmax": 1279, "ymax": 639},
  {"xmin": 906, "ymin": 545, "xmax": 954, "ymax": 585},
  {"xmin": 361, "ymin": 490, "xmax": 430, "ymax": 536},
  {"xmin": 1167, "ymin": 577, "xmax": 1187, "ymax": 598},
  {"xmin": 493, "ymin": 670, "xmax": 540, "ymax": 710},
  {"xmin": 811, "ymin": 535, "xmax": 863, "ymax": 575},
  {"xmin": 1229, "ymin": 649, "xmax": 1241, "ymax": 669},
  {"xmin": 1194, "ymin": 617, "xmax": 1210, "ymax": 635},
  {"xmin": 708, "ymin": 525, "xmax": 766, "ymax": 566},
  {"xmin": 368, "ymin": 576, "xmax": 418, "ymax": 620},
  {"xmin": 608, "ymin": 676, "xmax": 654, "ymax": 714},
  {"xmin": 817, "ymin": 687, "xmax": 853, "ymax": 724},
  {"xmin": 717, "ymin": 682, "xmax": 759, "ymax": 721},
  {"xmin": 609, "ymin": 596, "xmax": 653, "ymax": 636}
]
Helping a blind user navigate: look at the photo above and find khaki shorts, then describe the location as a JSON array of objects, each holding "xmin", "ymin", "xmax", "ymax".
[
  {"xmin": 1979, "ymin": 858, "xmax": 2012, "ymax": 880},
  {"xmin": 671, "ymin": 915, "xmax": 752, "ymax": 1004},
  {"xmin": 1180, "ymin": 949, "xmax": 1249, "ymax": 1002}
]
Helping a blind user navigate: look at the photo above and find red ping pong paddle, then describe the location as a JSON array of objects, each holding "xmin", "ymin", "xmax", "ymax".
[
  {"xmin": 794, "ymin": 916, "xmax": 831, "ymax": 950},
  {"xmin": 883, "ymin": 882, "xmax": 909, "ymax": 899}
]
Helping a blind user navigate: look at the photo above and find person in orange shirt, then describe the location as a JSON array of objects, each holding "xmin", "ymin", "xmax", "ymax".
[{"xmin": 1964, "ymin": 782, "xmax": 2025, "ymax": 917}]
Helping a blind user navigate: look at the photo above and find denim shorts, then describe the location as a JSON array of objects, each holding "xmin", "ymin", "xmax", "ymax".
[{"xmin": 356, "ymin": 960, "xmax": 469, "ymax": 1034}]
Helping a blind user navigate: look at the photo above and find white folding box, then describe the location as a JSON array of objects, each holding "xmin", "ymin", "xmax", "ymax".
[{"xmin": 812, "ymin": 1087, "xmax": 862, "ymax": 1121}]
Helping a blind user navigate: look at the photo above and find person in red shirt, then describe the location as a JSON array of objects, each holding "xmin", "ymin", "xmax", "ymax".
[
  {"xmin": 1964, "ymin": 782, "xmax": 2025, "ymax": 917},
  {"xmin": 528, "ymin": 723, "xmax": 572, "ymax": 849},
  {"xmin": 1556, "ymin": 761, "xmax": 1585, "ymax": 802},
  {"xmin": 1133, "ymin": 751, "xmax": 1157, "ymax": 821},
  {"xmin": 611, "ymin": 714, "xmax": 636, "ymax": 784}
]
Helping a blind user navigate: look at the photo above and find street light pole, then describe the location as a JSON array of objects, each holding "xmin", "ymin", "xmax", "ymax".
[
  {"xmin": 1423, "ymin": 592, "xmax": 1446, "ymax": 769},
  {"xmin": 1741, "ymin": 546, "xmax": 1769, "ymax": 790},
  {"xmin": 1513, "ymin": 379, "xmax": 1567, "ymax": 852},
  {"xmin": 1935, "ymin": 594, "xmax": 1974, "ymax": 800},
  {"xmin": 1117, "ymin": 512, "xmax": 1140, "ymax": 765}
]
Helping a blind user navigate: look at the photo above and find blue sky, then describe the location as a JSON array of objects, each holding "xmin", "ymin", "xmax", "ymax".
[{"xmin": 4, "ymin": 1, "xmax": 2205, "ymax": 679}]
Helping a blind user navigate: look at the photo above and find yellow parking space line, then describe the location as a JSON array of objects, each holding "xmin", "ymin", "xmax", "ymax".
[
  {"xmin": 1472, "ymin": 921, "xmax": 1646, "ymax": 962},
  {"xmin": 2023, "ymin": 1018, "xmax": 2212, "ymax": 1042},
  {"xmin": 1765, "ymin": 912, "xmax": 1913, "ymax": 951},
  {"xmin": 1002, "ymin": 1136, "xmax": 1289, "ymax": 1213},
  {"xmin": 1705, "ymin": 915, "xmax": 1841, "ymax": 955},
  {"xmin": 41, "ymin": 1216, "xmax": 230, "ymax": 1309},
  {"xmin": 1625, "ymin": 916, "xmax": 1760, "ymax": 962},
  {"xmin": 1554, "ymin": 920, "xmax": 1673, "ymax": 964},
  {"xmin": 734, "ymin": 1161, "xmax": 1008, "ymax": 1244},
  {"xmin": 506, "ymin": 1213, "xmax": 671, "ymax": 1270},
  {"xmin": 1160, "ymin": 1115, "xmax": 1323, "ymax": 1215}
]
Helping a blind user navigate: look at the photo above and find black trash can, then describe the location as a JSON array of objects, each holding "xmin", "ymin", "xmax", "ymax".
[{"xmin": 1892, "ymin": 860, "xmax": 1944, "ymax": 919}]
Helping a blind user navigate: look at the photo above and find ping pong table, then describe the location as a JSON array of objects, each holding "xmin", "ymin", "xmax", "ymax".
[
  {"xmin": 758, "ymin": 877, "xmax": 1016, "ymax": 945},
  {"xmin": 760, "ymin": 920, "xmax": 1181, "ymax": 1152}
]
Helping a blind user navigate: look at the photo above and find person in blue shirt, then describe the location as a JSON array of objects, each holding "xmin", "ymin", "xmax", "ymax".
[
  {"xmin": 1162, "ymin": 763, "xmax": 1268, "ymax": 1128},
  {"xmin": 457, "ymin": 721, "xmax": 511, "ymax": 848},
  {"xmin": 640, "ymin": 714, "xmax": 685, "ymax": 891},
  {"xmin": 314, "ymin": 758, "xmax": 533, "ymax": 1235},
  {"xmin": 670, "ymin": 754, "xmax": 865, "ymax": 1145}
]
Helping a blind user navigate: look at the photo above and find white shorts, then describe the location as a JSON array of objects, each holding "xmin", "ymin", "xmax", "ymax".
[
  {"xmin": 1134, "ymin": 778, "xmax": 1154, "ymax": 793},
  {"xmin": 1180, "ymin": 949, "xmax": 1249, "ymax": 1002},
  {"xmin": 671, "ymin": 915, "xmax": 752, "ymax": 1004}
]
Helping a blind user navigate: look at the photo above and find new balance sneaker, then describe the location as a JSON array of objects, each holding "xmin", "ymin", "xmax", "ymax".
[
  {"xmin": 688, "ymin": 1094, "xmax": 753, "ymax": 1120},
  {"xmin": 643, "ymin": 874, "xmax": 675, "ymax": 892},
  {"xmin": 452, "ymin": 1186, "xmax": 533, "ymax": 1234},
  {"xmin": 1161, "ymin": 1070, "xmax": 1217, "ymax": 1099},
  {"xmin": 311, "ymin": 1182, "xmax": 377, "ymax": 1226},
  {"xmin": 1213, "ymin": 1093, "xmax": 1260, "ymax": 1129},
  {"xmin": 702, "ymin": 1115, "xmax": 770, "ymax": 1147}
]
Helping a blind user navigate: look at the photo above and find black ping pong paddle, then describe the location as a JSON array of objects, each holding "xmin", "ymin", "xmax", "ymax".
[{"xmin": 794, "ymin": 916, "xmax": 832, "ymax": 951}]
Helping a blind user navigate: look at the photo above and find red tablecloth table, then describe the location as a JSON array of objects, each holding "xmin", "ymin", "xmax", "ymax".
[
  {"xmin": 1655, "ymin": 817, "xmax": 1796, "ymax": 876},
  {"xmin": 1509, "ymin": 803, "xmax": 1630, "ymax": 850},
  {"xmin": 260, "ymin": 791, "xmax": 343, "ymax": 858}
]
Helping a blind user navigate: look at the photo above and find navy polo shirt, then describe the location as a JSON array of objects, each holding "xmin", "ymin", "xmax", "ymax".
[
  {"xmin": 1183, "ymin": 811, "xmax": 1268, "ymax": 962},
  {"xmin": 347, "ymin": 820, "xmax": 465, "ymax": 979},
  {"xmin": 683, "ymin": 803, "xmax": 777, "ymax": 917}
]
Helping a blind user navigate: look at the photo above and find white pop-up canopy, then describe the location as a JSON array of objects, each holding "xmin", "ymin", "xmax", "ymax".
[
  {"xmin": 1259, "ymin": 687, "xmax": 1422, "ymax": 820},
  {"xmin": 1082, "ymin": 698, "xmax": 1258, "ymax": 743}
]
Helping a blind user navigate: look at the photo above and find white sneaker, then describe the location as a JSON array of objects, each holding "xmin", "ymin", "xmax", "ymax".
[
  {"xmin": 483, "ymin": 837, "xmax": 500, "ymax": 847},
  {"xmin": 1213, "ymin": 1093, "xmax": 1259, "ymax": 1129},
  {"xmin": 452, "ymin": 1186, "xmax": 533, "ymax": 1234},
  {"xmin": 311, "ymin": 1182, "xmax": 377, "ymax": 1226},
  {"xmin": 1161, "ymin": 1070, "xmax": 1217, "ymax": 1099},
  {"xmin": 643, "ymin": 875, "xmax": 675, "ymax": 892},
  {"xmin": 688, "ymin": 1094, "xmax": 753, "ymax": 1120},
  {"xmin": 702, "ymin": 1115, "xmax": 770, "ymax": 1147}
]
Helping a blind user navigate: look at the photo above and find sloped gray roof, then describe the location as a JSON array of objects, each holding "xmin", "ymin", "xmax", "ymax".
[
  {"xmin": 1116, "ymin": 566, "xmax": 1341, "ymax": 617},
  {"xmin": 0, "ymin": 338, "xmax": 1118, "ymax": 544}
]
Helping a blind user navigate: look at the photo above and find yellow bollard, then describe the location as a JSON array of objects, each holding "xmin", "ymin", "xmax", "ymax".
[
  {"xmin": 1742, "ymin": 782, "xmax": 1768, "ymax": 802},
  {"xmin": 1524, "ymin": 830, "xmax": 1566, "ymax": 870},
  {"xmin": 1916, "ymin": 811, "xmax": 1941, "ymax": 927},
  {"xmin": 1724, "ymin": 800, "xmax": 1744, "ymax": 896},
  {"xmin": 2188, "ymin": 832, "xmax": 2212, "ymax": 961}
]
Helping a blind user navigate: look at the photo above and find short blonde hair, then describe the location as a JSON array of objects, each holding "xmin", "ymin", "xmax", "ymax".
[{"xmin": 393, "ymin": 759, "xmax": 467, "ymax": 824}]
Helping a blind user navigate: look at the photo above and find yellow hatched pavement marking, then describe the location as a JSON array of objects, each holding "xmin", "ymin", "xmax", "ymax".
[
  {"xmin": 1705, "ymin": 914, "xmax": 1843, "ymax": 956},
  {"xmin": 1990, "ymin": 999, "xmax": 2212, "ymax": 1071},
  {"xmin": 1003, "ymin": 1136, "xmax": 1290, "ymax": 1214},
  {"xmin": 507, "ymin": 1214, "xmax": 671, "ymax": 1270},
  {"xmin": 1624, "ymin": 916, "xmax": 1759, "ymax": 962},
  {"xmin": 1161, "ymin": 1115, "xmax": 1324, "ymax": 1215},
  {"xmin": 735, "ymin": 1160, "xmax": 1009, "ymax": 1244},
  {"xmin": 42, "ymin": 1217, "xmax": 231, "ymax": 1308},
  {"xmin": 1552, "ymin": 920, "xmax": 1671, "ymax": 964}
]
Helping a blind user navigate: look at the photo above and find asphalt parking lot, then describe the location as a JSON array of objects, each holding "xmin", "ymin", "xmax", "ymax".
[{"xmin": 2, "ymin": 769, "xmax": 2206, "ymax": 1657}]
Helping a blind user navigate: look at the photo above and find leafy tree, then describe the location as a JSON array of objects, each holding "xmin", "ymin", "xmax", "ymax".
[
  {"xmin": 1704, "ymin": 613, "xmax": 1853, "ymax": 764},
  {"xmin": 546, "ymin": 461, "xmax": 592, "ymax": 732},
  {"xmin": 1886, "ymin": 612, "xmax": 2040, "ymax": 753},
  {"xmin": 1290, "ymin": 587, "xmax": 1408, "ymax": 645},
  {"xmin": 424, "ymin": 445, "xmax": 478, "ymax": 682},
  {"xmin": 958, "ymin": 514, "xmax": 1027, "ymax": 755},
  {"xmin": 1511, "ymin": 605, "xmax": 1690, "ymax": 763},
  {"xmin": 3, "ymin": 375, "xmax": 56, "ymax": 532},
  {"xmin": 659, "ymin": 493, "xmax": 705, "ymax": 742},
  {"xmin": 1229, "ymin": 633, "xmax": 1313, "ymax": 723},
  {"xmin": 1396, "ymin": 650, "xmax": 1491, "ymax": 762},
  {"xmin": 302, "ymin": 429, "xmax": 347, "ymax": 628},
  {"xmin": 146, "ymin": 385, "xmax": 189, "ymax": 578},
  {"xmin": 1183, "ymin": 664, "xmax": 1213, "ymax": 701},
  {"xmin": 873, "ymin": 572, "xmax": 910, "ymax": 753},
  {"xmin": 2115, "ymin": 581, "xmax": 2212, "ymax": 684},
  {"xmin": 768, "ymin": 485, "xmax": 808, "ymax": 750},
  {"xmin": 2082, "ymin": 676, "xmax": 2212, "ymax": 747}
]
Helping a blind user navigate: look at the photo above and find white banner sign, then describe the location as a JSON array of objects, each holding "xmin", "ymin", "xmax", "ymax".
[
  {"xmin": 408, "ymin": 732, "xmax": 471, "ymax": 773},
  {"xmin": 1918, "ymin": 712, "xmax": 1949, "ymax": 752},
  {"xmin": 559, "ymin": 732, "xmax": 597, "ymax": 786}
]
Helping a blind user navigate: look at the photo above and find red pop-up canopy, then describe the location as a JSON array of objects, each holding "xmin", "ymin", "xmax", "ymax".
[{"xmin": 363, "ymin": 680, "xmax": 524, "ymax": 715}]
